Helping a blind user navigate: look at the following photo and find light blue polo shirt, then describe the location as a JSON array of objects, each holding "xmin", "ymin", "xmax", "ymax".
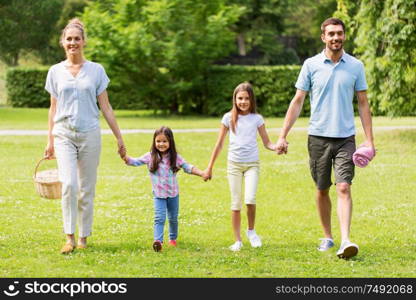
[
  {"xmin": 45, "ymin": 60, "xmax": 110, "ymax": 132},
  {"xmin": 295, "ymin": 51, "xmax": 367, "ymax": 138}
]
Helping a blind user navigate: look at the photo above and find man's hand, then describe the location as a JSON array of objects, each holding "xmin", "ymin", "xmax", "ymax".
[
  {"xmin": 362, "ymin": 140, "xmax": 376, "ymax": 157},
  {"xmin": 276, "ymin": 137, "xmax": 289, "ymax": 155}
]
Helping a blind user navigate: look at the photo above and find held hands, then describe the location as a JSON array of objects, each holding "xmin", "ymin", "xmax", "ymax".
[
  {"xmin": 276, "ymin": 137, "xmax": 289, "ymax": 155},
  {"xmin": 117, "ymin": 139, "xmax": 127, "ymax": 160},
  {"xmin": 269, "ymin": 143, "xmax": 278, "ymax": 152},
  {"xmin": 122, "ymin": 155, "xmax": 131, "ymax": 164},
  {"xmin": 201, "ymin": 168, "xmax": 212, "ymax": 182}
]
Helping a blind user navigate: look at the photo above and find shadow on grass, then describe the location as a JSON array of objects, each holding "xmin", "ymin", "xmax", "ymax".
[{"xmin": 86, "ymin": 241, "xmax": 149, "ymax": 253}]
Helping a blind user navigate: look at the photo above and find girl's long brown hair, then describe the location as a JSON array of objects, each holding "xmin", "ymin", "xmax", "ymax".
[
  {"xmin": 149, "ymin": 126, "xmax": 179, "ymax": 173},
  {"xmin": 230, "ymin": 82, "xmax": 257, "ymax": 133}
]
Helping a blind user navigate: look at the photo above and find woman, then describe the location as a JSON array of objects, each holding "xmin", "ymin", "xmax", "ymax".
[{"xmin": 44, "ymin": 18, "xmax": 126, "ymax": 254}]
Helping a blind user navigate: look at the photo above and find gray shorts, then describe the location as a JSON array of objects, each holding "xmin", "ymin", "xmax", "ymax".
[{"xmin": 307, "ymin": 135, "xmax": 356, "ymax": 190}]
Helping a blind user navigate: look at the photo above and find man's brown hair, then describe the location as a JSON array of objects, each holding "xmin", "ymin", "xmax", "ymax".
[{"xmin": 321, "ymin": 18, "xmax": 345, "ymax": 34}]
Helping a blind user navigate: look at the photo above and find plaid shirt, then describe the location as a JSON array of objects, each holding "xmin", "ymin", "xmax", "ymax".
[{"xmin": 127, "ymin": 152, "xmax": 193, "ymax": 198}]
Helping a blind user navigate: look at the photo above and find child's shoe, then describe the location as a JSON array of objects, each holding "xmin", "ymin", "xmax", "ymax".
[
  {"xmin": 317, "ymin": 238, "xmax": 334, "ymax": 252},
  {"xmin": 246, "ymin": 229, "xmax": 262, "ymax": 248},
  {"xmin": 229, "ymin": 241, "xmax": 243, "ymax": 252},
  {"xmin": 168, "ymin": 240, "xmax": 177, "ymax": 247},
  {"xmin": 153, "ymin": 240, "xmax": 162, "ymax": 252},
  {"xmin": 336, "ymin": 240, "xmax": 358, "ymax": 259}
]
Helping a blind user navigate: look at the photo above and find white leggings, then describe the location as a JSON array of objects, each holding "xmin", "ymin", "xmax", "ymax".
[
  {"xmin": 227, "ymin": 160, "xmax": 260, "ymax": 211},
  {"xmin": 54, "ymin": 125, "xmax": 101, "ymax": 237}
]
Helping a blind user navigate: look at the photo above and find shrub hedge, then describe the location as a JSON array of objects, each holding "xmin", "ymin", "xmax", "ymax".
[
  {"xmin": 204, "ymin": 65, "xmax": 306, "ymax": 117},
  {"xmin": 6, "ymin": 67, "xmax": 50, "ymax": 108},
  {"xmin": 6, "ymin": 65, "xmax": 306, "ymax": 117}
]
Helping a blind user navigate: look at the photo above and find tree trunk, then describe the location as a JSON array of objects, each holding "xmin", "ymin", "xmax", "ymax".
[
  {"xmin": 237, "ymin": 33, "xmax": 246, "ymax": 56},
  {"xmin": 170, "ymin": 99, "xmax": 179, "ymax": 114},
  {"xmin": 12, "ymin": 52, "xmax": 19, "ymax": 66}
]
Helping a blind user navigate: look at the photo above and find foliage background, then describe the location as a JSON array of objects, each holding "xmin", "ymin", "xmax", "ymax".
[
  {"xmin": 82, "ymin": 0, "xmax": 243, "ymax": 114},
  {"xmin": 352, "ymin": 0, "xmax": 416, "ymax": 116},
  {"xmin": 0, "ymin": 0, "xmax": 63, "ymax": 66},
  {"xmin": 6, "ymin": 65, "xmax": 307, "ymax": 117},
  {"xmin": 1, "ymin": 0, "xmax": 415, "ymax": 115},
  {"xmin": 205, "ymin": 65, "xmax": 305, "ymax": 116}
]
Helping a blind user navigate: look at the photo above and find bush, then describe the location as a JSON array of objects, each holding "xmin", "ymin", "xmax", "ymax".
[
  {"xmin": 6, "ymin": 65, "xmax": 306, "ymax": 117},
  {"xmin": 6, "ymin": 67, "xmax": 50, "ymax": 107},
  {"xmin": 82, "ymin": 0, "xmax": 244, "ymax": 113},
  {"xmin": 204, "ymin": 65, "xmax": 306, "ymax": 117},
  {"xmin": 6, "ymin": 66, "xmax": 135, "ymax": 108}
]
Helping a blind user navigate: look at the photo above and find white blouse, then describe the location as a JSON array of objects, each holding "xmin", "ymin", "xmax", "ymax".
[{"xmin": 45, "ymin": 60, "xmax": 109, "ymax": 132}]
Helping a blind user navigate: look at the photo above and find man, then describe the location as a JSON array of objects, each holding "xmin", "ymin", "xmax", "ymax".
[{"xmin": 276, "ymin": 18, "xmax": 375, "ymax": 259}]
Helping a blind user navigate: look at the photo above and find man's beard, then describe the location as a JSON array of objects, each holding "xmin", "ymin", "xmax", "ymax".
[{"xmin": 329, "ymin": 41, "xmax": 343, "ymax": 52}]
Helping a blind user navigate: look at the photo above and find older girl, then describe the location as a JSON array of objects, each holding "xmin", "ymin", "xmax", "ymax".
[{"xmin": 205, "ymin": 82, "xmax": 276, "ymax": 251}]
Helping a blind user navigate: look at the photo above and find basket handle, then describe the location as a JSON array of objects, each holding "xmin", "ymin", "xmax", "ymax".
[{"xmin": 34, "ymin": 157, "xmax": 55, "ymax": 179}]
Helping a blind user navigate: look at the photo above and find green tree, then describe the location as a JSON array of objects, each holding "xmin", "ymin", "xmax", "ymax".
[
  {"xmin": 41, "ymin": 0, "xmax": 89, "ymax": 65},
  {"xmin": 82, "ymin": 0, "xmax": 243, "ymax": 113},
  {"xmin": 0, "ymin": 0, "xmax": 63, "ymax": 66},
  {"xmin": 282, "ymin": 0, "xmax": 338, "ymax": 62},
  {"xmin": 333, "ymin": 0, "xmax": 360, "ymax": 54},
  {"xmin": 228, "ymin": 0, "xmax": 292, "ymax": 64},
  {"xmin": 352, "ymin": 0, "xmax": 416, "ymax": 115}
]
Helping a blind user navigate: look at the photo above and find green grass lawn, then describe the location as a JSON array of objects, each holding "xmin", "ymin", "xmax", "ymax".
[{"xmin": 0, "ymin": 109, "xmax": 415, "ymax": 277}]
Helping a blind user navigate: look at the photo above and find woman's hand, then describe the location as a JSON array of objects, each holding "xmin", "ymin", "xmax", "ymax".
[
  {"xmin": 123, "ymin": 155, "xmax": 131, "ymax": 164},
  {"xmin": 117, "ymin": 139, "xmax": 126, "ymax": 159},
  {"xmin": 44, "ymin": 142, "xmax": 55, "ymax": 159}
]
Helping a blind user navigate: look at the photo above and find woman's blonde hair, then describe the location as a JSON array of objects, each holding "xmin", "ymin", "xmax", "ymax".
[{"xmin": 59, "ymin": 18, "xmax": 86, "ymax": 47}]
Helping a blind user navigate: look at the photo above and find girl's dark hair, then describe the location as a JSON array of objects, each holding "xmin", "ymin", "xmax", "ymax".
[
  {"xmin": 230, "ymin": 82, "xmax": 257, "ymax": 133},
  {"xmin": 149, "ymin": 126, "xmax": 179, "ymax": 173}
]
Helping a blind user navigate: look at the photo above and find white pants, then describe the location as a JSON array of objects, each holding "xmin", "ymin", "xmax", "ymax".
[
  {"xmin": 53, "ymin": 125, "xmax": 101, "ymax": 237},
  {"xmin": 227, "ymin": 160, "xmax": 260, "ymax": 211}
]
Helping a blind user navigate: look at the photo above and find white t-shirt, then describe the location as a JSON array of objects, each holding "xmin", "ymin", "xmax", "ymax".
[{"xmin": 221, "ymin": 112, "xmax": 264, "ymax": 163}]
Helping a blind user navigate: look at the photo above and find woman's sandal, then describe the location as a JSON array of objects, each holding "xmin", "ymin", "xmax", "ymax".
[
  {"xmin": 77, "ymin": 239, "xmax": 87, "ymax": 249},
  {"xmin": 76, "ymin": 243, "xmax": 87, "ymax": 249},
  {"xmin": 60, "ymin": 243, "xmax": 75, "ymax": 254}
]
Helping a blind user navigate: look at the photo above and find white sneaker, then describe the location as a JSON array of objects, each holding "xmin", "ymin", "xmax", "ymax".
[
  {"xmin": 336, "ymin": 241, "xmax": 359, "ymax": 259},
  {"xmin": 247, "ymin": 230, "xmax": 262, "ymax": 248},
  {"xmin": 229, "ymin": 241, "xmax": 243, "ymax": 252},
  {"xmin": 317, "ymin": 238, "xmax": 335, "ymax": 252}
]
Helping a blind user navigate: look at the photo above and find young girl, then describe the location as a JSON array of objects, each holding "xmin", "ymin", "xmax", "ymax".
[
  {"xmin": 124, "ymin": 126, "xmax": 207, "ymax": 252},
  {"xmin": 205, "ymin": 82, "xmax": 276, "ymax": 251}
]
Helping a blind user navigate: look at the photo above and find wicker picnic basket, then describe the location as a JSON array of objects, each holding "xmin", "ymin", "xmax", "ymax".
[{"xmin": 33, "ymin": 158, "xmax": 62, "ymax": 199}]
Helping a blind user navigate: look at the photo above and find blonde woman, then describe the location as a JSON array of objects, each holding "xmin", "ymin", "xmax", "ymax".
[{"xmin": 44, "ymin": 19, "xmax": 126, "ymax": 254}]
